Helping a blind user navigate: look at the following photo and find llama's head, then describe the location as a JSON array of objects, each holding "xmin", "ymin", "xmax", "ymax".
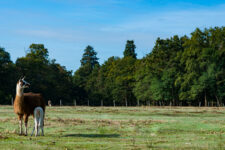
[
  {"xmin": 17, "ymin": 77, "xmax": 30, "ymax": 89},
  {"xmin": 16, "ymin": 77, "xmax": 30, "ymax": 96}
]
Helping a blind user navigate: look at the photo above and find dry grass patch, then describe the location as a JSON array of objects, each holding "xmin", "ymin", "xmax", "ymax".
[
  {"xmin": 48, "ymin": 117, "xmax": 167, "ymax": 127},
  {"xmin": 0, "ymin": 134, "xmax": 8, "ymax": 139}
]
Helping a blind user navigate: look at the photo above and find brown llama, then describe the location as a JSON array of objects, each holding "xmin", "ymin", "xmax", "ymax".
[{"xmin": 14, "ymin": 77, "xmax": 46, "ymax": 136}]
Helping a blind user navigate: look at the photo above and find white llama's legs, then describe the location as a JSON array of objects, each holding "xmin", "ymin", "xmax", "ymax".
[
  {"xmin": 19, "ymin": 119, "xmax": 23, "ymax": 135},
  {"xmin": 41, "ymin": 126, "xmax": 44, "ymax": 136},
  {"xmin": 31, "ymin": 127, "xmax": 35, "ymax": 136},
  {"xmin": 35, "ymin": 124, "xmax": 38, "ymax": 136},
  {"xmin": 33, "ymin": 107, "xmax": 44, "ymax": 137}
]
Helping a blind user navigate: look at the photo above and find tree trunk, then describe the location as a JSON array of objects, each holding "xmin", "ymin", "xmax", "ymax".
[
  {"xmin": 204, "ymin": 91, "xmax": 207, "ymax": 107},
  {"xmin": 101, "ymin": 100, "xmax": 103, "ymax": 107},
  {"xmin": 137, "ymin": 99, "xmax": 139, "ymax": 106},
  {"xmin": 113, "ymin": 100, "xmax": 115, "ymax": 107},
  {"xmin": 215, "ymin": 95, "xmax": 220, "ymax": 107},
  {"xmin": 172, "ymin": 87, "xmax": 175, "ymax": 106},
  {"xmin": 60, "ymin": 100, "xmax": 62, "ymax": 106},
  {"xmin": 125, "ymin": 97, "xmax": 128, "ymax": 107},
  {"xmin": 11, "ymin": 97, "xmax": 14, "ymax": 106},
  {"xmin": 74, "ymin": 100, "xmax": 76, "ymax": 106}
]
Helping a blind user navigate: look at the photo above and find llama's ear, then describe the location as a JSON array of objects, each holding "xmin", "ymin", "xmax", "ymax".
[{"xmin": 22, "ymin": 76, "xmax": 26, "ymax": 80}]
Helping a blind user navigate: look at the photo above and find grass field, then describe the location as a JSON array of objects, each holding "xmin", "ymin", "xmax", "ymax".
[{"xmin": 0, "ymin": 106, "xmax": 224, "ymax": 150}]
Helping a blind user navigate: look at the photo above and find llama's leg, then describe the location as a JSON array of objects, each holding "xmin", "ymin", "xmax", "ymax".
[
  {"xmin": 41, "ymin": 118, "xmax": 44, "ymax": 136},
  {"xmin": 31, "ymin": 127, "xmax": 35, "ymax": 136},
  {"xmin": 24, "ymin": 115, "xmax": 29, "ymax": 136},
  {"xmin": 35, "ymin": 124, "xmax": 38, "ymax": 136},
  {"xmin": 37, "ymin": 126, "xmax": 39, "ymax": 136},
  {"xmin": 41, "ymin": 126, "xmax": 44, "ymax": 136},
  {"xmin": 18, "ymin": 115, "xmax": 23, "ymax": 135}
]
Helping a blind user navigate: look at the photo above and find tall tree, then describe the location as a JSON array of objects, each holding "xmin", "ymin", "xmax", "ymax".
[
  {"xmin": 27, "ymin": 44, "xmax": 49, "ymax": 63},
  {"xmin": 134, "ymin": 36, "xmax": 185, "ymax": 106},
  {"xmin": 95, "ymin": 56, "xmax": 120, "ymax": 106},
  {"xmin": 73, "ymin": 45, "xmax": 99, "ymax": 105},
  {"xmin": 74, "ymin": 45, "xmax": 99, "ymax": 85},
  {"xmin": 123, "ymin": 40, "xmax": 137, "ymax": 59},
  {"xmin": 133, "ymin": 58, "xmax": 153, "ymax": 105},
  {"xmin": 80, "ymin": 45, "xmax": 99, "ymax": 69},
  {"xmin": 0, "ymin": 47, "xmax": 16, "ymax": 104},
  {"xmin": 16, "ymin": 44, "xmax": 75, "ymax": 105},
  {"xmin": 108, "ymin": 56, "xmax": 137, "ymax": 106}
]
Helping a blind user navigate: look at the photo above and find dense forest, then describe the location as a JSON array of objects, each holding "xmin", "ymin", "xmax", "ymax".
[{"xmin": 0, "ymin": 27, "xmax": 224, "ymax": 106}]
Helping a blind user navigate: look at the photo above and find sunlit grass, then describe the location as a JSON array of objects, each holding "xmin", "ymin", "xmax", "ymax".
[{"xmin": 0, "ymin": 106, "xmax": 224, "ymax": 150}]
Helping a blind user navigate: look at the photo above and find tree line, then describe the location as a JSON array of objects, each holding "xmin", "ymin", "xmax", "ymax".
[{"xmin": 0, "ymin": 27, "xmax": 224, "ymax": 106}]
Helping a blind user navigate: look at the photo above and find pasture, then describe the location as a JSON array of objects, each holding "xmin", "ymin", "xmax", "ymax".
[{"xmin": 0, "ymin": 106, "xmax": 224, "ymax": 150}]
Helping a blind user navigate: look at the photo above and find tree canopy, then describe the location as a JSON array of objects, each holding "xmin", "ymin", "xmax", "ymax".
[
  {"xmin": 0, "ymin": 27, "xmax": 224, "ymax": 106},
  {"xmin": 123, "ymin": 40, "xmax": 137, "ymax": 59}
]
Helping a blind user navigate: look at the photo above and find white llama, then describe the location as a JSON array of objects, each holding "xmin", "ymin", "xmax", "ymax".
[{"xmin": 31, "ymin": 107, "xmax": 44, "ymax": 136}]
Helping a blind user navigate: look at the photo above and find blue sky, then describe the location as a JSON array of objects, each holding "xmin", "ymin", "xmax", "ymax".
[{"xmin": 0, "ymin": 0, "xmax": 225, "ymax": 71}]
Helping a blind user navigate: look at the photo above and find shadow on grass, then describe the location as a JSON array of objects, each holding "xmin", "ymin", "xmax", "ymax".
[{"xmin": 62, "ymin": 133, "xmax": 120, "ymax": 138}]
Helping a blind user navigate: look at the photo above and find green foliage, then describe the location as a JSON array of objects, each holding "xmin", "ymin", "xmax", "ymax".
[
  {"xmin": 0, "ymin": 47, "xmax": 16, "ymax": 104},
  {"xmin": 96, "ymin": 56, "xmax": 119, "ymax": 105},
  {"xmin": 80, "ymin": 45, "xmax": 99, "ymax": 69},
  {"xmin": 27, "ymin": 44, "xmax": 49, "ymax": 63},
  {"xmin": 123, "ymin": 40, "xmax": 137, "ymax": 59},
  {"xmin": 150, "ymin": 77, "xmax": 163, "ymax": 101},
  {"xmin": 133, "ymin": 59, "xmax": 153, "ymax": 103},
  {"xmin": 0, "ymin": 47, "xmax": 11, "ymax": 64},
  {"xmin": 73, "ymin": 45, "xmax": 100, "ymax": 105},
  {"xmin": 0, "ymin": 27, "xmax": 225, "ymax": 106},
  {"xmin": 178, "ymin": 27, "xmax": 225, "ymax": 105},
  {"xmin": 15, "ymin": 44, "xmax": 75, "ymax": 105},
  {"xmin": 110, "ymin": 56, "xmax": 137, "ymax": 105}
]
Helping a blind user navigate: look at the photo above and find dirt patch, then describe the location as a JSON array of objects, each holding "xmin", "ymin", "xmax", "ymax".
[
  {"xmin": 47, "ymin": 117, "xmax": 167, "ymax": 127},
  {"xmin": 189, "ymin": 110, "xmax": 208, "ymax": 113},
  {"xmin": 201, "ymin": 120, "xmax": 225, "ymax": 125},
  {"xmin": 49, "ymin": 117, "xmax": 86, "ymax": 125},
  {"xmin": 0, "ymin": 118, "xmax": 11, "ymax": 122},
  {"xmin": 173, "ymin": 111, "xmax": 185, "ymax": 113},
  {"xmin": 93, "ymin": 119, "xmax": 166, "ymax": 127},
  {"xmin": 211, "ymin": 111, "xmax": 224, "ymax": 114},
  {"xmin": 0, "ymin": 134, "xmax": 8, "ymax": 139}
]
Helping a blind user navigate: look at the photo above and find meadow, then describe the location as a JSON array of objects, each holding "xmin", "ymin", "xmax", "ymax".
[{"xmin": 0, "ymin": 106, "xmax": 224, "ymax": 150}]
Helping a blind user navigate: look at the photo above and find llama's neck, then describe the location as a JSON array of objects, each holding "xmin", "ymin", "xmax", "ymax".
[{"xmin": 16, "ymin": 84, "xmax": 24, "ymax": 97}]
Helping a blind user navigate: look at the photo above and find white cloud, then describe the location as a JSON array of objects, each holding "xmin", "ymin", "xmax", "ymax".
[
  {"xmin": 100, "ymin": 5, "xmax": 225, "ymax": 35},
  {"xmin": 5, "ymin": 3, "xmax": 225, "ymax": 71},
  {"xmin": 16, "ymin": 29, "xmax": 88, "ymax": 42}
]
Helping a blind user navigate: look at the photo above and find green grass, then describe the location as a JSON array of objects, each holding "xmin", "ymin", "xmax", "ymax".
[{"xmin": 0, "ymin": 106, "xmax": 224, "ymax": 150}]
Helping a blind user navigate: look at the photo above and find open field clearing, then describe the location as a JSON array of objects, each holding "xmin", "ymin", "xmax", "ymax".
[{"xmin": 0, "ymin": 106, "xmax": 224, "ymax": 150}]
